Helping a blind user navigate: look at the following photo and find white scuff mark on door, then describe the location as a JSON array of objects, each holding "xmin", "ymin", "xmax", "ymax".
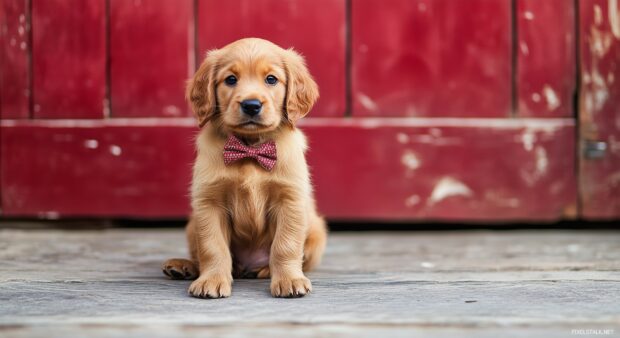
[
  {"xmin": 404, "ymin": 195, "xmax": 421, "ymax": 208},
  {"xmin": 163, "ymin": 105, "xmax": 181, "ymax": 116},
  {"xmin": 84, "ymin": 139, "xmax": 99, "ymax": 149},
  {"xmin": 595, "ymin": 5, "xmax": 604, "ymax": 26},
  {"xmin": 531, "ymin": 93, "xmax": 541, "ymax": 103},
  {"xmin": 542, "ymin": 85, "xmax": 561, "ymax": 111},
  {"xmin": 396, "ymin": 132, "xmax": 409, "ymax": 144},
  {"xmin": 610, "ymin": 0, "xmax": 620, "ymax": 39},
  {"xmin": 401, "ymin": 151, "xmax": 421, "ymax": 171},
  {"xmin": 429, "ymin": 128, "xmax": 442, "ymax": 137},
  {"xmin": 609, "ymin": 72, "xmax": 615, "ymax": 84},
  {"xmin": 357, "ymin": 93, "xmax": 378, "ymax": 112},
  {"xmin": 520, "ymin": 42, "xmax": 529, "ymax": 55},
  {"xmin": 521, "ymin": 128, "xmax": 536, "ymax": 152},
  {"xmin": 110, "ymin": 145, "xmax": 122, "ymax": 156},
  {"xmin": 429, "ymin": 177, "xmax": 472, "ymax": 205},
  {"xmin": 418, "ymin": 3, "xmax": 427, "ymax": 12},
  {"xmin": 520, "ymin": 146, "xmax": 549, "ymax": 186},
  {"xmin": 103, "ymin": 99, "xmax": 111, "ymax": 118},
  {"xmin": 523, "ymin": 11, "xmax": 535, "ymax": 20},
  {"xmin": 535, "ymin": 146, "xmax": 549, "ymax": 175}
]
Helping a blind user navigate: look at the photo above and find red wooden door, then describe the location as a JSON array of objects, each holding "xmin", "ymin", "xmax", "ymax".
[
  {"xmin": 0, "ymin": 0, "xmax": 615, "ymax": 221},
  {"xmin": 578, "ymin": 1, "xmax": 620, "ymax": 219}
]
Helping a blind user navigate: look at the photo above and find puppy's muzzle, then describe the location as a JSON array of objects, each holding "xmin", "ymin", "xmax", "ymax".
[{"xmin": 240, "ymin": 99, "xmax": 262, "ymax": 117}]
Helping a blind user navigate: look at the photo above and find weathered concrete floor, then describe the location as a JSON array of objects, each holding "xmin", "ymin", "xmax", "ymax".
[{"xmin": 0, "ymin": 228, "xmax": 619, "ymax": 337}]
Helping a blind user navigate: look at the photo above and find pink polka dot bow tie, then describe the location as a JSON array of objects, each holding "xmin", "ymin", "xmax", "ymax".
[{"xmin": 223, "ymin": 135, "xmax": 277, "ymax": 171}]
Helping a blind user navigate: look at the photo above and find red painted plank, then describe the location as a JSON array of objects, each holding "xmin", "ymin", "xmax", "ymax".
[
  {"xmin": 1, "ymin": 118, "xmax": 576, "ymax": 221},
  {"xmin": 579, "ymin": 0, "xmax": 620, "ymax": 219},
  {"xmin": 110, "ymin": 0, "xmax": 193, "ymax": 118},
  {"xmin": 517, "ymin": 0, "xmax": 576, "ymax": 117},
  {"xmin": 197, "ymin": 0, "xmax": 345, "ymax": 117},
  {"xmin": 352, "ymin": 0, "xmax": 511, "ymax": 117},
  {"xmin": 0, "ymin": 0, "xmax": 30, "ymax": 119},
  {"xmin": 31, "ymin": 0, "xmax": 106, "ymax": 119}
]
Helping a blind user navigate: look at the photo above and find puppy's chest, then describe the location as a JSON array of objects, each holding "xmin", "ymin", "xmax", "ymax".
[{"xmin": 228, "ymin": 174, "xmax": 272, "ymax": 230}]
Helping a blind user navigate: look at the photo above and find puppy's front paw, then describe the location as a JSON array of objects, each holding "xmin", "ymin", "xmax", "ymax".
[
  {"xmin": 271, "ymin": 274, "xmax": 312, "ymax": 298},
  {"xmin": 188, "ymin": 273, "xmax": 232, "ymax": 298}
]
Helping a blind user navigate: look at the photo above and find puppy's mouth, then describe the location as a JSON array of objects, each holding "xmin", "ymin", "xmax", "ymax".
[{"xmin": 231, "ymin": 120, "xmax": 275, "ymax": 134}]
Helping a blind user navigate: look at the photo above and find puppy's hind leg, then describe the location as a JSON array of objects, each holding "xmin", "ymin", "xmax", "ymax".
[{"xmin": 162, "ymin": 216, "xmax": 200, "ymax": 280}]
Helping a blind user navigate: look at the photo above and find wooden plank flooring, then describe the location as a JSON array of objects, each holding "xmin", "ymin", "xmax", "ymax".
[{"xmin": 0, "ymin": 229, "xmax": 619, "ymax": 337}]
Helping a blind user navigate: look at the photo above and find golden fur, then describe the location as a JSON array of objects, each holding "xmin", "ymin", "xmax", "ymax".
[{"xmin": 162, "ymin": 38, "xmax": 327, "ymax": 298}]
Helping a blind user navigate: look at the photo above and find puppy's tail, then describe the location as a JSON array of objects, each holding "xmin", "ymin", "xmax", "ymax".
[{"xmin": 302, "ymin": 214, "xmax": 327, "ymax": 272}]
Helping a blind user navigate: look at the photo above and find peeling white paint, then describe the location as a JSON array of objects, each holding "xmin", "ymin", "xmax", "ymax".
[
  {"xmin": 610, "ymin": 0, "xmax": 620, "ymax": 39},
  {"xmin": 532, "ymin": 93, "xmax": 541, "ymax": 103},
  {"xmin": 110, "ymin": 145, "xmax": 122, "ymax": 156},
  {"xmin": 594, "ymin": 5, "xmax": 603, "ymax": 26},
  {"xmin": 535, "ymin": 146, "xmax": 549, "ymax": 175},
  {"xmin": 357, "ymin": 93, "xmax": 378, "ymax": 112},
  {"xmin": 429, "ymin": 177, "xmax": 473, "ymax": 205},
  {"xmin": 542, "ymin": 85, "xmax": 561, "ymax": 111},
  {"xmin": 521, "ymin": 129, "xmax": 536, "ymax": 152},
  {"xmin": 429, "ymin": 128, "xmax": 442, "ymax": 137},
  {"xmin": 404, "ymin": 195, "xmax": 421, "ymax": 208},
  {"xmin": 401, "ymin": 151, "xmax": 421, "ymax": 171},
  {"xmin": 524, "ymin": 11, "xmax": 535, "ymax": 20},
  {"xmin": 84, "ymin": 139, "xmax": 99, "ymax": 149},
  {"xmin": 20, "ymin": 42, "xmax": 26, "ymax": 50},
  {"xmin": 163, "ymin": 105, "xmax": 181, "ymax": 116},
  {"xmin": 396, "ymin": 133, "xmax": 409, "ymax": 144},
  {"xmin": 520, "ymin": 42, "xmax": 530, "ymax": 56}
]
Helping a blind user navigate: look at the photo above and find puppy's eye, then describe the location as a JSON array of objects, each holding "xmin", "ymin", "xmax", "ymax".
[
  {"xmin": 224, "ymin": 75, "xmax": 237, "ymax": 86},
  {"xmin": 265, "ymin": 75, "xmax": 278, "ymax": 85}
]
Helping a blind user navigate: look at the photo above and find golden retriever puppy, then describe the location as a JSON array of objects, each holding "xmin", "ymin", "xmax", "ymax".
[{"xmin": 162, "ymin": 38, "xmax": 327, "ymax": 298}]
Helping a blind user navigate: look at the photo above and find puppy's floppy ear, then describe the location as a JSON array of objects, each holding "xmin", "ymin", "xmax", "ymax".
[
  {"xmin": 186, "ymin": 49, "xmax": 220, "ymax": 128},
  {"xmin": 282, "ymin": 48, "xmax": 319, "ymax": 125}
]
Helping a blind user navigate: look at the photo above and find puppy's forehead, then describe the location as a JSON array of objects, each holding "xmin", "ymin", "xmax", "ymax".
[{"xmin": 219, "ymin": 45, "xmax": 285, "ymax": 76}]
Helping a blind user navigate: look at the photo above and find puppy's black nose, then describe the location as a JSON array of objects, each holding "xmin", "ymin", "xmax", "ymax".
[{"xmin": 240, "ymin": 99, "xmax": 262, "ymax": 117}]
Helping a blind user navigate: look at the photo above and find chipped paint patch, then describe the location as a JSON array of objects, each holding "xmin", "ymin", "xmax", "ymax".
[
  {"xmin": 357, "ymin": 93, "xmax": 378, "ymax": 112},
  {"xmin": 523, "ymin": 11, "xmax": 534, "ymax": 20},
  {"xmin": 535, "ymin": 147, "xmax": 549, "ymax": 175},
  {"xmin": 396, "ymin": 133, "xmax": 409, "ymax": 144},
  {"xmin": 520, "ymin": 42, "xmax": 529, "ymax": 55},
  {"xmin": 532, "ymin": 93, "xmax": 541, "ymax": 103},
  {"xmin": 610, "ymin": 0, "xmax": 620, "ymax": 39},
  {"xmin": 521, "ymin": 129, "xmax": 536, "ymax": 152},
  {"xmin": 404, "ymin": 195, "xmax": 420, "ymax": 208},
  {"xmin": 429, "ymin": 177, "xmax": 472, "ymax": 205},
  {"xmin": 110, "ymin": 145, "xmax": 122, "ymax": 156},
  {"xmin": 401, "ymin": 151, "xmax": 421, "ymax": 171},
  {"xmin": 520, "ymin": 146, "xmax": 549, "ymax": 186},
  {"xmin": 163, "ymin": 105, "xmax": 181, "ymax": 116},
  {"xmin": 84, "ymin": 139, "xmax": 99, "ymax": 149},
  {"xmin": 542, "ymin": 85, "xmax": 560, "ymax": 111}
]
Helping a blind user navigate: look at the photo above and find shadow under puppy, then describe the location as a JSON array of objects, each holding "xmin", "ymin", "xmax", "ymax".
[{"xmin": 163, "ymin": 38, "xmax": 327, "ymax": 298}]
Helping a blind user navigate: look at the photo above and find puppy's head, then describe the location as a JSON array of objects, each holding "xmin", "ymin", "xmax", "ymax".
[{"xmin": 187, "ymin": 38, "xmax": 319, "ymax": 136}]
